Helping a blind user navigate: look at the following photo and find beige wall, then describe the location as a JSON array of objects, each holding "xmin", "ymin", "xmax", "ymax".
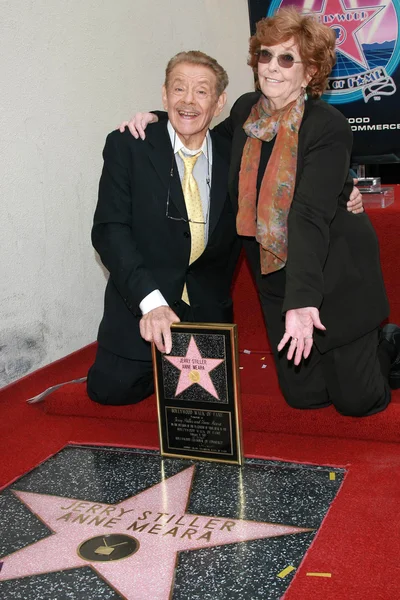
[{"xmin": 0, "ymin": 0, "xmax": 253, "ymax": 387}]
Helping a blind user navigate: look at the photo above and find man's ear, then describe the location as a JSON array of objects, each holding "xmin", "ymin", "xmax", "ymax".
[
  {"xmin": 213, "ymin": 91, "xmax": 227, "ymax": 118},
  {"xmin": 162, "ymin": 85, "xmax": 168, "ymax": 111}
]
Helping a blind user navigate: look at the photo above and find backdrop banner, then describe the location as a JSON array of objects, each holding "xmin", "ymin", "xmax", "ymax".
[{"xmin": 248, "ymin": 0, "xmax": 400, "ymax": 162}]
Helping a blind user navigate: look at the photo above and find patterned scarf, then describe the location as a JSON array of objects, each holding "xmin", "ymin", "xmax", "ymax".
[{"xmin": 237, "ymin": 92, "xmax": 305, "ymax": 274}]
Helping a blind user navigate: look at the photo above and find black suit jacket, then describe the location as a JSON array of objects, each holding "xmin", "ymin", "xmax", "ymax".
[
  {"xmin": 92, "ymin": 122, "xmax": 241, "ymax": 360},
  {"xmin": 216, "ymin": 92, "xmax": 389, "ymax": 353}
]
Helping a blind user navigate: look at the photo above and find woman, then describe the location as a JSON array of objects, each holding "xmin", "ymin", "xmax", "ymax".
[
  {"xmin": 217, "ymin": 8, "xmax": 392, "ymax": 417},
  {"xmin": 123, "ymin": 8, "xmax": 398, "ymax": 416}
]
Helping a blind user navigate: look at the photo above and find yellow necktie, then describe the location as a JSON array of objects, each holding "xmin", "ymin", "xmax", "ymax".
[{"xmin": 179, "ymin": 150, "xmax": 205, "ymax": 304}]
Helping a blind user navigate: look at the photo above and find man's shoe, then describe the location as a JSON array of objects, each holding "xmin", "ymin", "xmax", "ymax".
[{"xmin": 380, "ymin": 323, "xmax": 400, "ymax": 389}]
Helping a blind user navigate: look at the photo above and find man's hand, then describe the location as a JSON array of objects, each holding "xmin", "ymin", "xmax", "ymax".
[
  {"xmin": 277, "ymin": 307, "xmax": 326, "ymax": 366},
  {"xmin": 347, "ymin": 179, "xmax": 364, "ymax": 214},
  {"xmin": 118, "ymin": 112, "xmax": 159, "ymax": 140},
  {"xmin": 139, "ymin": 306, "xmax": 180, "ymax": 354}
]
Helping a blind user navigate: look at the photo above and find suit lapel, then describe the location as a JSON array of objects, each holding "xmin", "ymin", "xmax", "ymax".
[
  {"xmin": 146, "ymin": 121, "xmax": 188, "ymax": 220},
  {"xmin": 296, "ymin": 98, "xmax": 313, "ymax": 187},
  {"xmin": 208, "ymin": 131, "xmax": 230, "ymax": 239},
  {"xmin": 229, "ymin": 126, "xmax": 247, "ymax": 213},
  {"xmin": 146, "ymin": 123, "xmax": 230, "ymax": 235}
]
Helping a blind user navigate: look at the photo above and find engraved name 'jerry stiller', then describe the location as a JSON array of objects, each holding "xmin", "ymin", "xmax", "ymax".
[{"xmin": 57, "ymin": 502, "xmax": 236, "ymax": 541}]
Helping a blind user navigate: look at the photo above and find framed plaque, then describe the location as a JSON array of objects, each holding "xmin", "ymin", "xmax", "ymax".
[{"xmin": 152, "ymin": 323, "xmax": 243, "ymax": 465}]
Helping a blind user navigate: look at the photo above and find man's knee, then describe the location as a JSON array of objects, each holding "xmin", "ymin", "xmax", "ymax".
[{"xmin": 87, "ymin": 364, "xmax": 154, "ymax": 406}]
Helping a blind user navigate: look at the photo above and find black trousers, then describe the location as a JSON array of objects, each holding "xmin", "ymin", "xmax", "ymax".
[
  {"xmin": 243, "ymin": 238, "xmax": 391, "ymax": 417},
  {"xmin": 87, "ymin": 303, "xmax": 195, "ymax": 406}
]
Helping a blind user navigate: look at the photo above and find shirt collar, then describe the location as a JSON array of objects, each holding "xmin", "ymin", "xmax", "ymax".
[{"xmin": 167, "ymin": 121, "xmax": 210, "ymax": 160}]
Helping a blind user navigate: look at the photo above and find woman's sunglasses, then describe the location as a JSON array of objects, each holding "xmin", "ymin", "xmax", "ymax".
[{"xmin": 256, "ymin": 49, "xmax": 303, "ymax": 69}]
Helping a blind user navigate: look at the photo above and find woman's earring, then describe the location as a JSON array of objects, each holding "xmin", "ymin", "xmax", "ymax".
[{"xmin": 303, "ymin": 87, "xmax": 308, "ymax": 101}]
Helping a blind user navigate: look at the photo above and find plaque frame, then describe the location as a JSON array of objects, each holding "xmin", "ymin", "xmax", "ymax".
[{"xmin": 152, "ymin": 323, "xmax": 243, "ymax": 465}]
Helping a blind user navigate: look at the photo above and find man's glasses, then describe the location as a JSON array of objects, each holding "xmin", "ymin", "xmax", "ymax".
[
  {"xmin": 165, "ymin": 181, "xmax": 210, "ymax": 225},
  {"xmin": 256, "ymin": 49, "xmax": 303, "ymax": 69}
]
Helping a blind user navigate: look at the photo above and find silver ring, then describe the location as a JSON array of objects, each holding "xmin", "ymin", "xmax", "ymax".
[{"xmin": 290, "ymin": 337, "xmax": 298, "ymax": 343}]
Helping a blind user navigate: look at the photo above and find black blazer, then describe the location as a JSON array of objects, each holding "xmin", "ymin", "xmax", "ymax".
[
  {"xmin": 216, "ymin": 92, "xmax": 389, "ymax": 353},
  {"xmin": 92, "ymin": 122, "xmax": 241, "ymax": 360}
]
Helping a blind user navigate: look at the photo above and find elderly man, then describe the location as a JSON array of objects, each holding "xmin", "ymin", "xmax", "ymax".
[{"xmin": 87, "ymin": 51, "xmax": 241, "ymax": 405}]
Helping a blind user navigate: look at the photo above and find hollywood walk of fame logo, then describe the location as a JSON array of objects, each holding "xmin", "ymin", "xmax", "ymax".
[
  {"xmin": 315, "ymin": 0, "xmax": 384, "ymax": 69},
  {"xmin": 163, "ymin": 334, "xmax": 226, "ymax": 401},
  {"xmin": 0, "ymin": 466, "xmax": 312, "ymax": 600},
  {"xmin": 268, "ymin": 0, "xmax": 400, "ymax": 103}
]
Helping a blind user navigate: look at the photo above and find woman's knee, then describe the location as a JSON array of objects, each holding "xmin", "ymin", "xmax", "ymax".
[
  {"xmin": 334, "ymin": 389, "xmax": 390, "ymax": 417},
  {"xmin": 281, "ymin": 386, "xmax": 330, "ymax": 410}
]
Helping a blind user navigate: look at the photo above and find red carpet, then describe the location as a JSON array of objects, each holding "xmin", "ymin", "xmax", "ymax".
[
  {"xmin": 1, "ymin": 356, "xmax": 400, "ymax": 599},
  {"xmin": 39, "ymin": 349, "xmax": 400, "ymax": 444},
  {"xmin": 1, "ymin": 189, "xmax": 400, "ymax": 598}
]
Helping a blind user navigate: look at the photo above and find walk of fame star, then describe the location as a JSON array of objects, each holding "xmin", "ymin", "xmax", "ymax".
[
  {"xmin": 164, "ymin": 335, "xmax": 224, "ymax": 399},
  {"xmin": 315, "ymin": 0, "xmax": 384, "ymax": 68},
  {"xmin": 0, "ymin": 466, "xmax": 312, "ymax": 600}
]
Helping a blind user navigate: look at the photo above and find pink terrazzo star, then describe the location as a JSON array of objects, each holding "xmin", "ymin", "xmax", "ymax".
[
  {"xmin": 164, "ymin": 335, "xmax": 224, "ymax": 399},
  {"xmin": 1, "ymin": 466, "xmax": 312, "ymax": 600}
]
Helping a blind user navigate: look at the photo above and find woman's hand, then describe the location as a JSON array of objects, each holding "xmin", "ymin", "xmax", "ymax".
[
  {"xmin": 118, "ymin": 112, "xmax": 159, "ymax": 139},
  {"xmin": 277, "ymin": 307, "xmax": 326, "ymax": 366},
  {"xmin": 347, "ymin": 179, "xmax": 364, "ymax": 214}
]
